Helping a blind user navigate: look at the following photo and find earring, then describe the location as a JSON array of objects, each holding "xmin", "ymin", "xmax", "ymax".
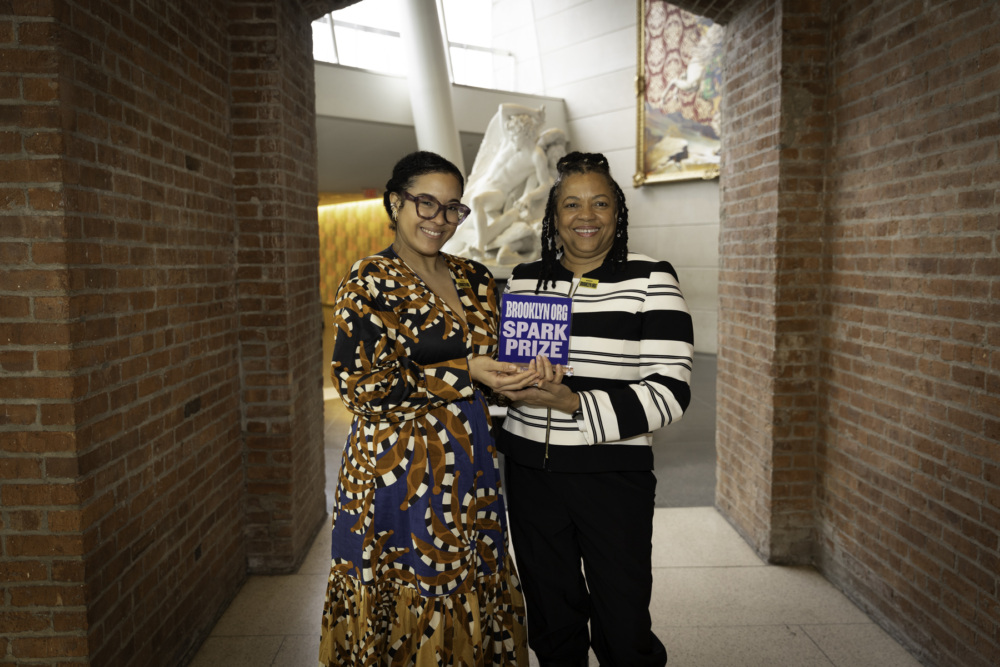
[{"xmin": 391, "ymin": 205, "xmax": 398, "ymax": 221}]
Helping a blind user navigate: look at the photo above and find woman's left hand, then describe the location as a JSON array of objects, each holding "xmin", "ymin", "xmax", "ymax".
[{"xmin": 499, "ymin": 355, "xmax": 579, "ymax": 414}]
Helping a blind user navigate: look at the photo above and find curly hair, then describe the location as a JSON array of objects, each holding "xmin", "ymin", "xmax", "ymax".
[
  {"xmin": 535, "ymin": 151, "xmax": 629, "ymax": 293},
  {"xmin": 383, "ymin": 151, "xmax": 465, "ymax": 230}
]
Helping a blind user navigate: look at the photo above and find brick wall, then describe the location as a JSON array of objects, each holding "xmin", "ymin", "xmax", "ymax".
[
  {"xmin": 702, "ymin": 0, "xmax": 999, "ymax": 665},
  {"xmin": 1, "ymin": 1, "xmax": 327, "ymax": 664},
  {"xmin": 714, "ymin": 0, "xmax": 784, "ymax": 557},
  {"xmin": 820, "ymin": 2, "xmax": 999, "ymax": 665},
  {"xmin": 769, "ymin": 2, "xmax": 831, "ymax": 563},
  {"xmin": 230, "ymin": 0, "xmax": 326, "ymax": 573},
  {"xmin": 277, "ymin": 0, "xmax": 327, "ymax": 576}
]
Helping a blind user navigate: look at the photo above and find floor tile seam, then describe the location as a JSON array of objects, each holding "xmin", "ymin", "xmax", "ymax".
[
  {"xmin": 658, "ymin": 625, "xmax": 841, "ymax": 667},
  {"xmin": 656, "ymin": 436, "xmax": 716, "ymax": 443},
  {"xmin": 208, "ymin": 632, "xmax": 318, "ymax": 638},
  {"xmin": 650, "ymin": 564, "xmax": 768, "ymax": 569},
  {"xmin": 246, "ymin": 572, "xmax": 329, "ymax": 580},
  {"xmin": 795, "ymin": 623, "xmax": 840, "ymax": 666},
  {"xmin": 657, "ymin": 622, "xmax": 873, "ymax": 628},
  {"xmin": 796, "ymin": 621, "xmax": 877, "ymax": 627}
]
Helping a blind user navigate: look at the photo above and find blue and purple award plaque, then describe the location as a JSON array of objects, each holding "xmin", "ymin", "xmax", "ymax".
[{"xmin": 498, "ymin": 294, "xmax": 572, "ymax": 367}]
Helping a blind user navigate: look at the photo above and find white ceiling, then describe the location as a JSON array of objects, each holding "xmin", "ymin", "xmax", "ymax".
[
  {"xmin": 313, "ymin": 64, "xmax": 568, "ymax": 199},
  {"xmin": 315, "ymin": 115, "xmax": 483, "ymax": 195}
]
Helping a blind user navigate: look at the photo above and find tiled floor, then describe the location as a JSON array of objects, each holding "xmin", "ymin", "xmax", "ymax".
[{"xmin": 190, "ymin": 351, "xmax": 923, "ymax": 667}]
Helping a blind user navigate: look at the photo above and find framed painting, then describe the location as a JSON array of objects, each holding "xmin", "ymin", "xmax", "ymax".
[{"xmin": 634, "ymin": 0, "xmax": 723, "ymax": 186}]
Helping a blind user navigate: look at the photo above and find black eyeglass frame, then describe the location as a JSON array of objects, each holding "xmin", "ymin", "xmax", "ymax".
[{"xmin": 399, "ymin": 191, "xmax": 471, "ymax": 225}]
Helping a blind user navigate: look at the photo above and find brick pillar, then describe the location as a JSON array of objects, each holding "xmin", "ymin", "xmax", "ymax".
[
  {"xmin": 230, "ymin": 0, "xmax": 326, "ymax": 573},
  {"xmin": 768, "ymin": 1, "xmax": 831, "ymax": 562},
  {"xmin": 2, "ymin": 0, "xmax": 326, "ymax": 664},
  {"xmin": 1, "ymin": 5, "xmax": 96, "ymax": 665},
  {"xmin": 715, "ymin": 0, "xmax": 829, "ymax": 563},
  {"xmin": 715, "ymin": 0, "xmax": 781, "ymax": 557}
]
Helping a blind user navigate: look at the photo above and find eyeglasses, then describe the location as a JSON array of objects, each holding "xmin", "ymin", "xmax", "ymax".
[{"xmin": 399, "ymin": 191, "xmax": 471, "ymax": 225}]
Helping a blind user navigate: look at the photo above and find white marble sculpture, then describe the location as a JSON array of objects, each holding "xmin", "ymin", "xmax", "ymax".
[{"xmin": 444, "ymin": 104, "xmax": 567, "ymax": 268}]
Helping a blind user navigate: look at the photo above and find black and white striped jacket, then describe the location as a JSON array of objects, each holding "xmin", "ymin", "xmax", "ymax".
[{"xmin": 498, "ymin": 253, "xmax": 694, "ymax": 472}]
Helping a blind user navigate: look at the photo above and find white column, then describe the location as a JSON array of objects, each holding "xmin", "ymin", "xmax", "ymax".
[{"xmin": 398, "ymin": 0, "xmax": 464, "ymax": 174}]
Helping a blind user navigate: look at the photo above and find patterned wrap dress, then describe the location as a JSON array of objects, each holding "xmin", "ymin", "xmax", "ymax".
[{"xmin": 319, "ymin": 247, "xmax": 528, "ymax": 666}]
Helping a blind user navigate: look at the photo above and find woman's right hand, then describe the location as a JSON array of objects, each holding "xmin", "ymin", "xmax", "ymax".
[{"xmin": 469, "ymin": 355, "xmax": 539, "ymax": 393}]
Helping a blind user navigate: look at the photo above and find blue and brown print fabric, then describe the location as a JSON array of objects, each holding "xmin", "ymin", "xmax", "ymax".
[{"xmin": 319, "ymin": 248, "xmax": 527, "ymax": 665}]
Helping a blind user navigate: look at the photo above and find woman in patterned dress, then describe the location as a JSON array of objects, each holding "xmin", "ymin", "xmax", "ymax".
[{"xmin": 320, "ymin": 151, "xmax": 535, "ymax": 666}]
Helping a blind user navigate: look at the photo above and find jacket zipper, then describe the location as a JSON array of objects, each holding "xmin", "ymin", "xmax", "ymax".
[
  {"xmin": 543, "ymin": 407, "xmax": 552, "ymax": 470},
  {"xmin": 542, "ymin": 278, "xmax": 583, "ymax": 471}
]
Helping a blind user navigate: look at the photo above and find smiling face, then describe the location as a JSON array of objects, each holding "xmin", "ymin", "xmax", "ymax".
[
  {"xmin": 389, "ymin": 171, "xmax": 463, "ymax": 261},
  {"xmin": 554, "ymin": 171, "xmax": 617, "ymax": 273}
]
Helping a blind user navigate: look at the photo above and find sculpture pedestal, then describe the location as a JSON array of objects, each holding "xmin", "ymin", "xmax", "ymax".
[{"xmin": 485, "ymin": 262, "xmax": 513, "ymax": 280}]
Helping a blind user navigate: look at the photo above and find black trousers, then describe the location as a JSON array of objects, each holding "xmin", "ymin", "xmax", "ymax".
[{"xmin": 504, "ymin": 459, "xmax": 667, "ymax": 667}]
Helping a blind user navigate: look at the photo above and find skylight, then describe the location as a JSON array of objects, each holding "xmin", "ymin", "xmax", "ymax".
[{"xmin": 311, "ymin": 0, "xmax": 516, "ymax": 91}]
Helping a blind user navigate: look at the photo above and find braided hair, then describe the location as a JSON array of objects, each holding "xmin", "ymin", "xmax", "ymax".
[{"xmin": 535, "ymin": 151, "xmax": 630, "ymax": 293}]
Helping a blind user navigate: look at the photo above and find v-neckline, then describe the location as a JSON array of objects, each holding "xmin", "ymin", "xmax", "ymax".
[{"xmin": 389, "ymin": 249, "xmax": 468, "ymax": 326}]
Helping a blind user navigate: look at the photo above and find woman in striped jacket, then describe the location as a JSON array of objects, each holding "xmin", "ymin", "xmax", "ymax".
[{"xmin": 498, "ymin": 152, "xmax": 694, "ymax": 667}]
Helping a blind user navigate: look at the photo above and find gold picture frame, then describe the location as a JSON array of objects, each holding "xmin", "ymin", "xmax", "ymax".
[{"xmin": 634, "ymin": 0, "xmax": 723, "ymax": 186}]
